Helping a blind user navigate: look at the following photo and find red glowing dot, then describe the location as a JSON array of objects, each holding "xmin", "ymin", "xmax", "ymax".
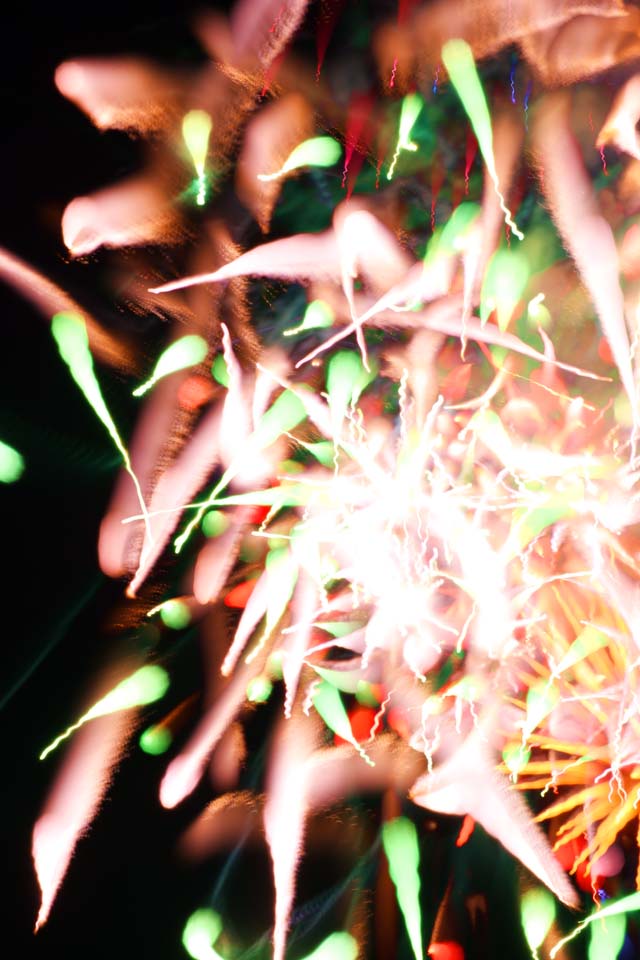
[
  {"xmin": 224, "ymin": 579, "xmax": 259, "ymax": 609},
  {"xmin": 177, "ymin": 374, "xmax": 215, "ymax": 411},
  {"xmin": 333, "ymin": 705, "xmax": 377, "ymax": 746},
  {"xmin": 597, "ymin": 336, "xmax": 614, "ymax": 366},
  {"xmin": 441, "ymin": 363, "xmax": 473, "ymax": 403},
  {"xmin": 456, "ymin": 814, "xmax": 475, "ymax": 847},
  {"xmin": 428, "ymin": 942, "xmax": 465, "ymax": 960}
]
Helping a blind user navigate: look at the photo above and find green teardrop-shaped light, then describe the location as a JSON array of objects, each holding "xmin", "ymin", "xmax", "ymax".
[
  {"xmin": 326, "ymin": 350, "xmax": 377, "ymax": 427},
  {"xmin": 520, "ymin": 888, "xmax": 556, "ymax": 953},
  {"xmin": 182, "ymin": 908, "xmax": 223, "ymax": 960},
  {"xmin": 382, "ymin": 817, "xmax": 423, "ymax": 960},
  {"xmin": 300, "ymin": 932, "xmax": 358, "ymax": 960},
  {"xmin": 258, "ymin": 136, "xmax": 342, "ymax": 181},
  {"xmin": 211, "ymin": 353, "xmax": 229, "ymax": 387},
  {"xmin": 133, "ymin": 335, "xmax": 208, "ymax": 397},
  {"xmin": 51, "ymin": 311, "xmax": 150, "ymax": 539},
  {"xmin": 182, "ymin": 110, "xmax": 212, "ymax": 177},
  {"xmin": 40, "ymin": 665, "xmax": 170, "ymax": 760},
  {"xmin": 387, "ymin": 93, "xmax": 424, "ymax": 180},
  {"xmin": 442, "ymin": 39, "xmax": 523, "ymax": 239},
  {"xmin": 284, "ymin": 299, "xmax": 335, "ymax": 336}
]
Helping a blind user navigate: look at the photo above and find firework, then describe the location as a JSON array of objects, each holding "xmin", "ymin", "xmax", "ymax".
[{"xmin": 6, "ymin": 2, "xmax": 640, "ymax": 958}]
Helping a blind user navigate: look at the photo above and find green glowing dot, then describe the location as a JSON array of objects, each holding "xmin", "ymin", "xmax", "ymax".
[
  {"xmin": 139, "ymin": 725, "xmax": 173, "ymax": 755},
  {"xmin": 382, "ymin": 817, "xmax": 423, "ymax": 960},
  {"xmin": 211, "ymin": 353, "xmax": 229, "ymax": 387},
  {"xmin": 313, "ymin": 681, "xmax": 372, "ymax": 764},
  {"xmin": 0, "ymin": 439, "xmax": 25, "ymax": 483},
  {"xmin": 246, "ymin": 675, "xmax": 273, "ymax": 703},
  {"xmin": 202, "ymin": 510, "xmax": 229, "ymax": 538},
  {"xmin": 133, "ymin": 335, "xmax": 208, "ymax": 397},
  {"xmin": 160, "ymin": 599, "xmax": 192, "ymax": 630},
  {"xmin": 520, "ymin": 888, "xmax": 556, "ymax": 952},
  {"xmin": 51, "ymin": 311, "xmax": 149, "ymax": 537},
  {"xmin": 300, "ymin": 932, "xmax": 358, "ymax": 960},
  {"xmin": 182, "ymin": 908, "xmax": 223, "ymax": 960}
]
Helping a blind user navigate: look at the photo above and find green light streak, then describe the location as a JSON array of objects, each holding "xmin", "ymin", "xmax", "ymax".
[
  {"xmin": 441, "ymin": 39, "xmax": 523, "ymax": 239},
  {"xmin": 51, "ymin": 312, "xmax": 152, "ymax": 546},
  {"xmin": 313, "ymin": 681, "xmax": 374, "ymax": 765},
  {"xmin": 258, "ymin": 136, "xmax": 342, "ymax": 181},
  {"xmin": 554, "ymin": 626, "xmax": 609, "ymax": 676},
  {"xmin": 387, "ymin": 93, "xmax": 424, "ymax": 180},
  {"xmin": 139, "ymin": 724, "xmax": 173, "ymax": 755},
  {"xmin": 133, "ymin": 335, "xmax": 208, "ymax": 397},
  {"xmin": 40, "ymin": 665, "xmax": 170, "ymax": 760},
  {"xmin": 520, "ymin": 887, "xmax": 556, "ymax": 958},
  {"xmin": 381, "ymin": 817, "xmax": 423, "ymax": 960},
  {"xmin": 300, "ymin": 932, "xmax": 358, "ymax": 960},
  {"xmin": 284, "ymin": 299, "xmax": 335, "ymax": 337},
  {"xmin": 182, "ymin": 908, "xmax": 223, "ymax": 960},
  {"xmin": 0, "ymin": 438, "xmax": 25, "ymax": 483},
  {"xmin": 550, "ymin": 892, "xmax": 640, "ymax": 958}
]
